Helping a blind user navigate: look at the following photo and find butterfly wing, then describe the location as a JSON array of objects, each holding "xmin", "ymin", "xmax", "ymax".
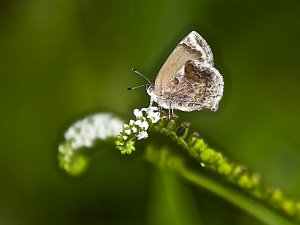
[
  {"xmin": 154, "ymin": 31, "xmax": 214, "ymax": 95},
  {"xmin": 161, "ymin": 60, "xmax": 224, "ymax": 111}
]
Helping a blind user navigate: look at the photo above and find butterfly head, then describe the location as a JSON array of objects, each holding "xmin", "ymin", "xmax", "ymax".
[
  {"xmin": 146, "ymin": 84, "xmax": 154, "ymax": 94},
  {"xmin": 146, "ymin": 84, "xmax": 155, "ymax": 97},
  {"xmin": 146, "ymin": 84, "xmax": 158, "ymax": 104}
]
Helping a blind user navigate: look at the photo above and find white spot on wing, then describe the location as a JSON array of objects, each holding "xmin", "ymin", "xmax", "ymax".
[{"xmin": 180, "ymin": 31, "xmax": 214, "ymax": 65}]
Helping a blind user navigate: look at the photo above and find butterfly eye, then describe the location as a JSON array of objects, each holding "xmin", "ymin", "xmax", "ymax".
[{"xmin": 147, "ymin": 85, "xmax": 154, "ymax": 93}]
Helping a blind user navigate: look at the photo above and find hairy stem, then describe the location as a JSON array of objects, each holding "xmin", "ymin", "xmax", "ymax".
[
  {"xmin": 144, "ymin": 145, "xmax": 296, "ymax": 225},
  {"xmin": 148, "ymin": 118, "xmax": 300, "ymax": 223}
]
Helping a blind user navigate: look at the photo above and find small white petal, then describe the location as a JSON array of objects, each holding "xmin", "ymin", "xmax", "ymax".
[
  {"xmin": 125, "ymin": 129, "xmax": 131, "ymax": 135},
  {"xmin": 145, "ymin": 107, "xmax": 160, "ymax": 123},
  {"xmin": 148, "ymin": 113, "xmax": 160, "ymax": 123},
  {"xmin": 132, "ymin": 127, "xmax": 137, "ymax": 133},
  {"xmin": 135, "ymin": 120, "xmax": 142, "ymax": 127},
  {"xmin": 123, "ymin": 135, "xmax": 128, "ymax": 140},
  {"xmin": 146, "ymin": 106, "xmax": 155, "ymax": 114},
  {"xmin": 140, "ymin": 121, "xmax": 149, "ymax": 130},
  {"xmin": 133, "ymin": 109, "xmax": 143, "ymax": 118},
  {"xmin": 137, "ymin": 131, "xmax": 148, "ymax": 140}
]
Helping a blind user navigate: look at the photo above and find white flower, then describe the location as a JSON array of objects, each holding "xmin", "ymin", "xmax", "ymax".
[
  {"xmin": 147, "ymin": 106, "xmax": 159, "ymax": 112},
  {"xmin": 132, "ymin": 127, "xmax": 137, "ymax": 133},
  {"xmin": 129, "ymin": 120, "xmax": 135, "ymax": 125},
  {"xmin": 140, "ymin": 120, "xmax": 149, "ymax": 130},
  {"xmin": 146, "ymin": 107, "xmax": 160, "ymax": 123},
  {"xmin": 147, "ymin": 113, "xmax": 160, "ymax": 123},
  {"xmin": 125, "ymin": 129, "xmax": 131, "ymax": 135},
  {"xmin": 63, "ymin": 113, "xmax": 124, "ymax": 149},
  {"xmin": 135, "ymin": 120, "xmax": 142, "ymax": 127},
  {"xmin": 133, "ymin": 109, "xmax": 143, "ymax": 118},
  {"xmin": 137, "ymin": 131, "xmax": 148, "ymax": 140},
  {"xmin": 123, "ymin": 135, "xmax": 128, "ymax": 140}
]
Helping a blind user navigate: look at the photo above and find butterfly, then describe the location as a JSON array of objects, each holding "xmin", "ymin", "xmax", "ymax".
[{"xmin": 145, "ymin": 31, "xmax": 224, "ymax": 113}]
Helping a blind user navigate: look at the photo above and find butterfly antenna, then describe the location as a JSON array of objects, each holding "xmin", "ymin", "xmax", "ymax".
[
  {"xmin": 127, "ymin": 84, "xmax": 148, "ymax": 90},
  {"xmin": 131, "ymin": 68, "xmax": 152, "ymax": 85}
]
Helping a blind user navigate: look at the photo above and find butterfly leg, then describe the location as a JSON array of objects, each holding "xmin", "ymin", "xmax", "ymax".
[
  {"xmin": 168, "ymin": 102, "xmax": 173, "ymax": 119},
  {"xmin": 149, "ymin": 98, "xmax": 153, "ymax": 106}
]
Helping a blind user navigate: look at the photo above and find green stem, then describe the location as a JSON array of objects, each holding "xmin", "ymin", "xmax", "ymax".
[
  {"xmin": 144, "ymin": 146, "xmax": 296, "ymax": 225},
  {"xmin": 178, "ymin": 165, "xmax": 294, "ymax": 225},
  {"xmin": 150, "ymin": 119, "xmax": 300, "ymax": 223},
  {"xmin": 115, "ymin": 113, "xmax": 300, "ymax": 223}
]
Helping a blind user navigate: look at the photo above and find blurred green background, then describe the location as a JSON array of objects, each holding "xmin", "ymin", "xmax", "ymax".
[{"xmin": 1, "ymin": 0, "xmax": 300, "ymax": 224}]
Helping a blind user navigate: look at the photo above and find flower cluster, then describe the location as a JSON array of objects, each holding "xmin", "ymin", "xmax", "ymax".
[
  {"xmin": 115, "ymin": 106, "xmax": 161, "ymax": 154},
  {"xmin": 63, "ymin": 113, "xmax": 124, "ymax": 149},
  {"xmin": 58, "ymin": 113, "xmax": 124, "ymax": 175}
]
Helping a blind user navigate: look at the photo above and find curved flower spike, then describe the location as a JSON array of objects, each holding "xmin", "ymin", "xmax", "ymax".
[{"xmin": 58, "ymin": 113, "xmax": 124, "ymax": 175}]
